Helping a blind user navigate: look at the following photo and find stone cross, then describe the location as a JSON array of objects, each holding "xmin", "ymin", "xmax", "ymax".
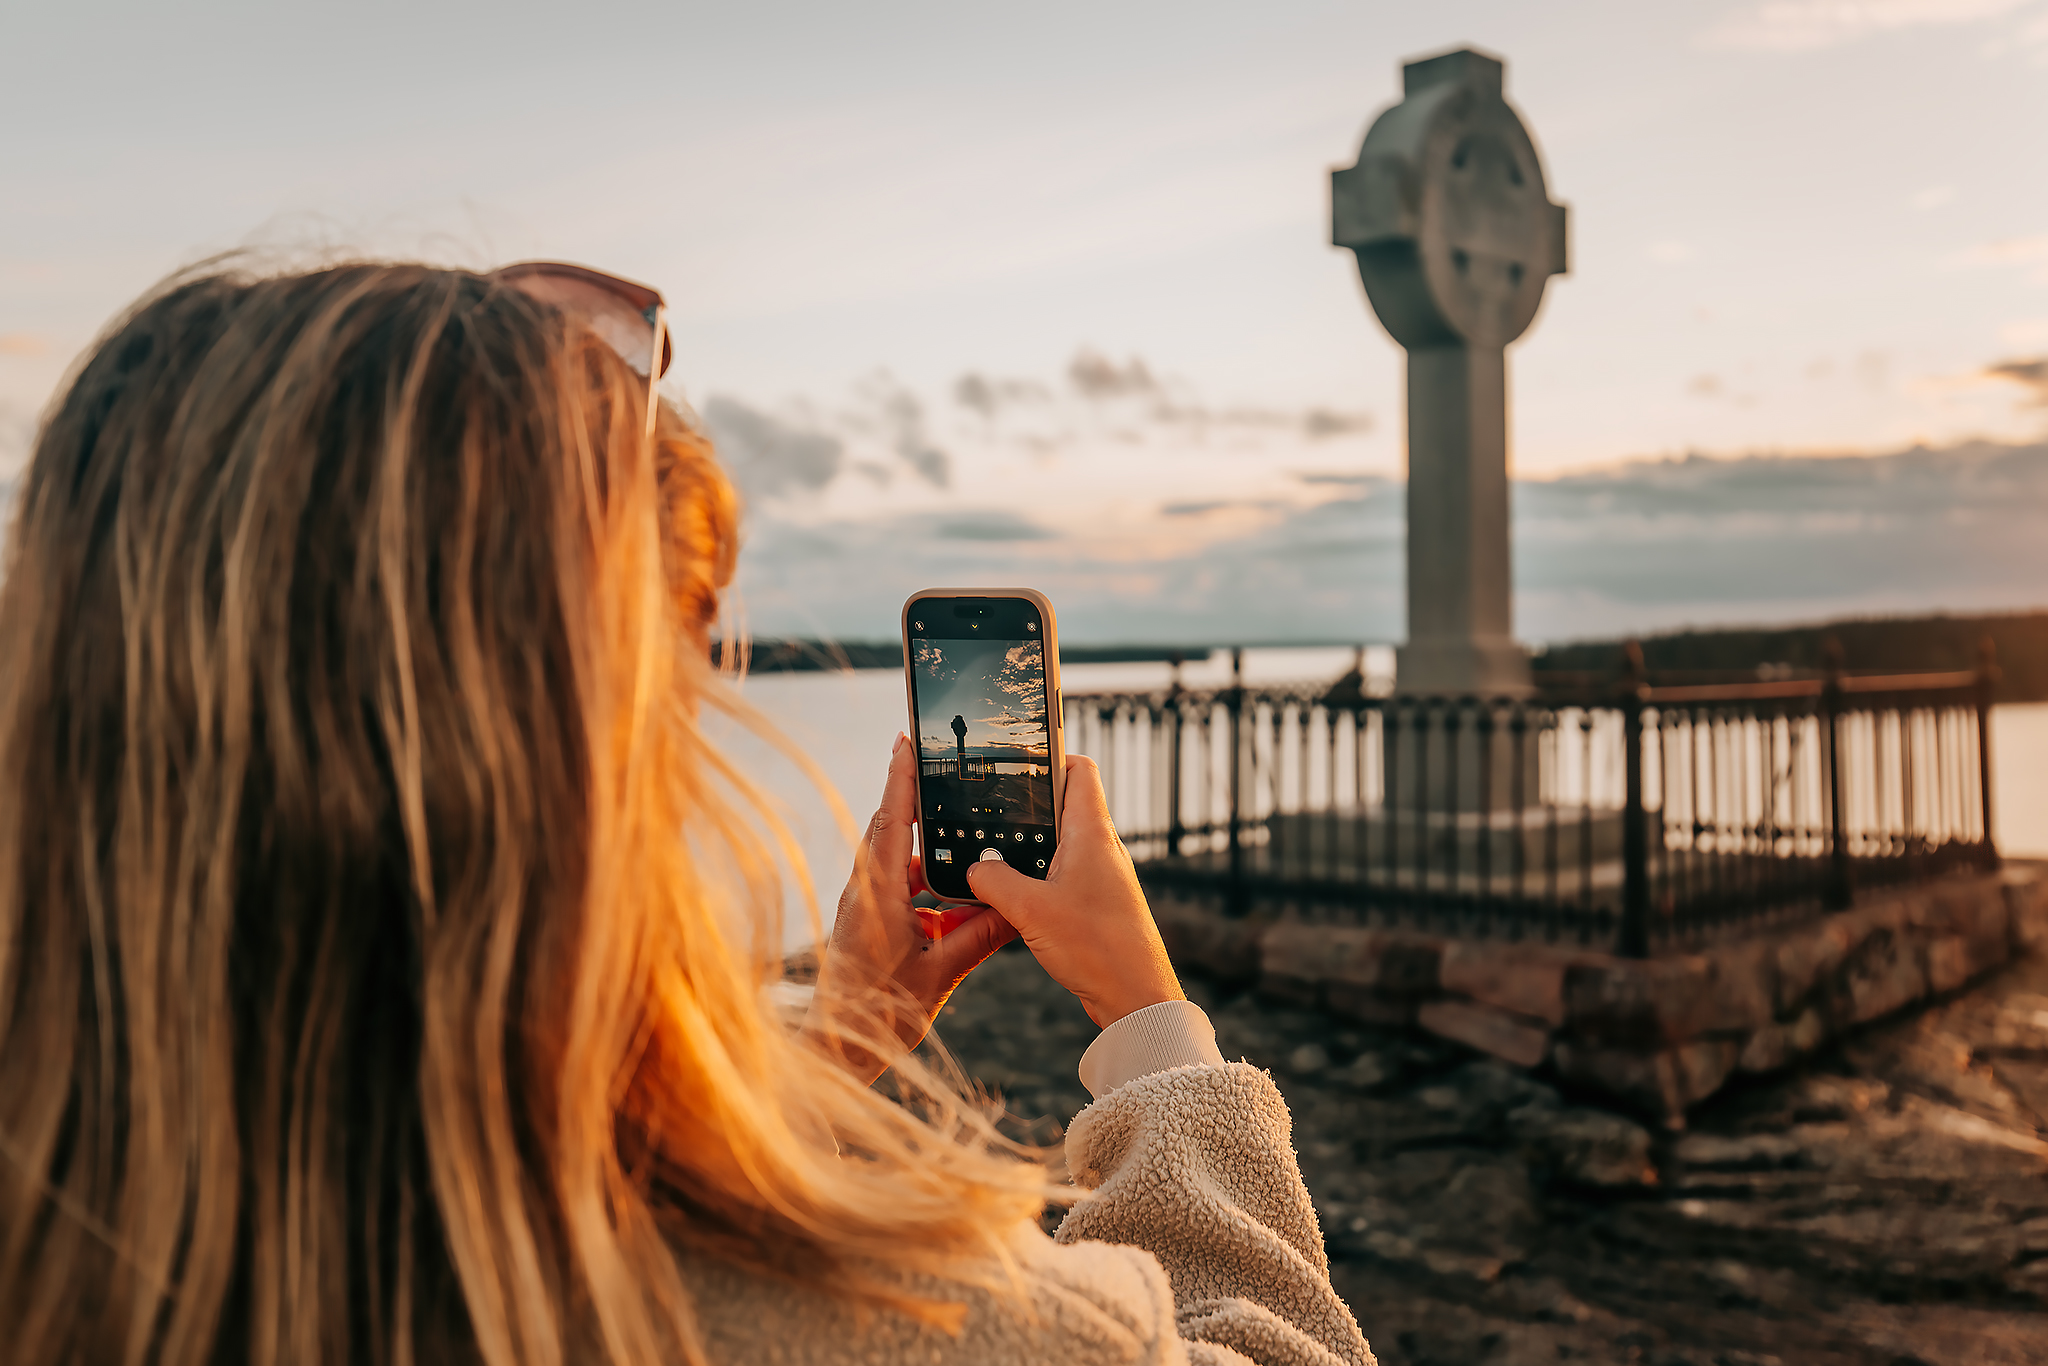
[{"xmin": 1332, "ymin": 47, "xmax": 1567, "ymax": 697}]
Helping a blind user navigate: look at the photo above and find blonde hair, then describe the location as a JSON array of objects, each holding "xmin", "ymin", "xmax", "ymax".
[{"xmin": 0, "ymin": 263, "xmax": 1048, "ymax": 1366}]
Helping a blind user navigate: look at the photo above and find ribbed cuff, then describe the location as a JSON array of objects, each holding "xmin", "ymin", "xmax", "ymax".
[{"xmin": 1076, "ymin": 999, "xmax": 1226, "ymax": 1099}]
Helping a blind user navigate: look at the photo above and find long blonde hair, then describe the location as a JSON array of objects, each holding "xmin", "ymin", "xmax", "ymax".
[{"xmin": 0, "ymin": 263, "xmax": 1047, "ymax": 1366}]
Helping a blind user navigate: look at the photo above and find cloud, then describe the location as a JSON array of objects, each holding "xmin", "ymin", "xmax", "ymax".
[
  {"xmin": 1303, "ymin": 409, "xmax": 1374, "ymax": 439},
  {"xmin": 857, "ymin": 373, "xmax": 952, "ymax": 489},
  {"xmin": 732, "ymin": 440, "xmax": 2048, "ymax": 646},
  {"xmin": 1647, "ymin": 241, "xmax": 1695, "ymax": 264},
  {"xmin": 1160, "ymin": 497, "xmax": 1290, "ymax": 517},
  {"xmin": 952, "ymin": 371, "xmax": 1050, "ymax": 418},
  {"xmin": 1294, "ymin": 470, "xmax": 1382, "ymax": 488},
  {"xmin": 1987, "ymin": 357, "xmax": 2048, "ymax": 407},
  {"xmin": 1912, "ymin": 185, "xmax": 1957, "ymax": 210},
  {"xmin": 699, "ymin": 395, "xmax": 844, "ymax": 498},
  {"xmin": 0, "ymin": 334, "xmax": 48, "ymax": 357},
  {"xmin": 1067, "ymin": 348, "xmax": 1159, "ymax": 400},
  {"xmin": 932, "ymin": 511, "xmax": 1054, "ymax": 541},
  {"xmin": 1701, "ymin": 0, "xmax": 2033, "ymax": 52}
]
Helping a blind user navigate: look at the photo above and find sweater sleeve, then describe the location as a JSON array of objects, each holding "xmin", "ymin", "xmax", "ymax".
[
  {"xmin": 1078, "ymin": 999, "xmax": 1227, "ymax": 1098},
  {"xmin": 1055, "ymin": 1064, "xmax": 1375, "ymax": 1366}
]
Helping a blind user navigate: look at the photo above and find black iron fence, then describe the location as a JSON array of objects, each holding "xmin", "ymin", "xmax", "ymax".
[
  {"xmin": 921, "ymin": 755, "xmax": 994, "ymax": 781},
  {"xmin": 1065, "ymin": 648, "xmax": 1998, "ymax": 955}
]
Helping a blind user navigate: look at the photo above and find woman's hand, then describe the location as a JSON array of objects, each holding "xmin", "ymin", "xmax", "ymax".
[
  {"xmin": 965, "ymin": 755, "xmax": 1184, "ymax": 1028},
  {"xmin": 808, "ymin": 733, "xmax": 1018, "ymax": 1083}
]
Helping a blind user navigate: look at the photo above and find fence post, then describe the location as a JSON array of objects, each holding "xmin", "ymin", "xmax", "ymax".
[
  {"xmin": 1226, "ymin": 647, "xmax": 1245, "ymax": 916},
  {"xmin": 1165, "ymin": 652, "xmax": 1185, "ymax": 857},
  {"xmin": 1978, "ymin": 635, "xmax": 2001, "ymax": 871},
  {"xmin": 1620, "ymin": 641, "xmax": 1651, "ymax": 958},
  {"xmin": 1823, "ymin": 638, "xmax": 1852, "ymax": 911}
]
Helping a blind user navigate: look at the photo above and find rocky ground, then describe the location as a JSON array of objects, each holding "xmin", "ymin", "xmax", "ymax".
[{"xmin": 931, "ymin": 939, "xmax": 2048, "ymax": 1366}]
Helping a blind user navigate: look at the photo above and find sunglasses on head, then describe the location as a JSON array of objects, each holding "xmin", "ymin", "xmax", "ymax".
[{"xmin": 490, "ymin": 260, "xmax": 672, "ymax": 439}]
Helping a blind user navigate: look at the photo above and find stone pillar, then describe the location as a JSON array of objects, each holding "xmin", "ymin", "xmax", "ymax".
[{"xmin": 1332, "ymin": 47, "xmax": 1568, "ymax": 700}]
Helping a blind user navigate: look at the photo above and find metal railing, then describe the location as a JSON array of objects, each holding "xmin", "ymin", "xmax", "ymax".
[
  {"xmin": 920, "ymin": 754, "xmax": 994, "ymax": 781},
  {"xmin": 1064, "ymin": 646, "xmax": 1998, "ymax": 955}
]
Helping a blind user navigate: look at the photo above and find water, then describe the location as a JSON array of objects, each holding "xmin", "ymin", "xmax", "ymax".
[
  {"xmin": 722, "ymin": 647, "xmax": 1370, "ymax": 945},
  {"xmin": 724, "ymin": 649, "xmax": 2048, "ymax": 948}
]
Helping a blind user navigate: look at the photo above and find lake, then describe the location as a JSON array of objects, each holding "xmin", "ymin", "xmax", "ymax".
[{"xmin": 720, "ymin": 648, "xmax": 2048, "ymax": 947}]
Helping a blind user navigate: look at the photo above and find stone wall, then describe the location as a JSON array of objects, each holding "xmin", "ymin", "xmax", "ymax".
[{"xmin": 1151, "ymin": 861, "xmax": 2048, "ymax": 1125}]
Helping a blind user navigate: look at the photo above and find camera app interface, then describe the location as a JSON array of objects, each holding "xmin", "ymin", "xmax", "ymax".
[{"xmin": 908, "ymin": 598, "xmax": 1055, "ymax": 899}]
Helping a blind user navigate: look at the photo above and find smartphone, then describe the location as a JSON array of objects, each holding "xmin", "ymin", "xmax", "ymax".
[{"xmin": 902, "ymin": 589, "xmax": 1065, "ymax": 902}]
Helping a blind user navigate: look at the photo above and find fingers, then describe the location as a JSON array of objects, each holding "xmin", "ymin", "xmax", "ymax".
[
  {"xmin": 947, "ymin": 905, "xmax": 1020, "ymax": 963},
  {"xmin": 964, "ymin": 856, "xmax": 1051, "ymax": 927},
  {"xmin": 1059, "ymin": 754, "xmax": 1114, "ymax": 831},
  {"xmin": 916, "ymin": 903, "xmax": 987, "ymax": 939},
  {"xmin": 864, "ymin": 733, "xmax": 920, "ymax": 873}
]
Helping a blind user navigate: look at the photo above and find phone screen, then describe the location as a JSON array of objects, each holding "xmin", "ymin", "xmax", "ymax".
[{"xmin": 906, "ymin": 596, "xmax": 1057, "ymax": 900}]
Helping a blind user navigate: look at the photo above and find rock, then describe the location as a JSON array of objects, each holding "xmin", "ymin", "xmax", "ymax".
[
  {"xmin": 1783, "ymin": 1074, "xmax": 1888, "ymax": 1123},
  {"xmin": 1339, "ymin": 1051, "xmax": 1396, "ymax": 1091},
  {"xmin": 1736, "ymin": 1007, "xmax": 1825, "ymax": 1075},
  {"xmin": 1563, "ymin": 955, "xmax": 1713, "ymax": 1045},
  {"xmin": 1487, "ymin": 1275, "xmax": 1597, "ymax": 1324},
  {"xmin": 1826, "ymin": 925, "xmax": 1928, "ymax": 1026},
  {"xmin": 1152, "ymin": 892, "xmax": 1269, "ymax": 983},
  {"xmin": 1553, "ymin": 1039, "xmax": 1740, "ymax": 1124},
  {"xmin": 1924, "ymin": 934, "xmax": 1975, "ymax": 995},
  {"xmin": 1513, "ymin": 1106, "xmax": 1658, "ymax": 1187},
  {"xmin": 1419, "ymin": 1247, "xmax": 1506, "ymax": 1281},
  {"xmin": 1288, "ymin": 1042, "xmax": 1331, "ymax": 1075},
  {"xmin": 1696, "ymin": 938, "xmax": 1778, "ymax": 1035},
  {"xmin": 1417, "ymin": 998, "xmax": 1550, "ymax": 1067},
  {"xmin": 1324, "ymin": 983, "xmax": 1415, "ymax": 1027},
  {"xmin": 1450, "ymin": 1059, "xmax": 1560, "ymax": 1116},
  {"xmin": 1399, "ymin": 1062, "xmax": 1561, "ymax": 1141},
  {"xmin": 1773, "ymin": 921, "xmax": 1850, "ymax": 1015},
  {"xmin": 1437, "ymin": 941, "xmax": 1574, "ymax": 1026},
  {"xmin": 1259, "ymin": 924, "xmax": 1442, "ymax": 1009},
  {"xmin": 2004, "ymin": 865, "xmax": 2048, "ymax": 951},
  {"xmin": 1672, "ymin": 1132, "xmax": 1803, "ymax": 1172},
  {"xmin": 1921, "ymin": 903, "xmax": 2010, "ymax": 996}
]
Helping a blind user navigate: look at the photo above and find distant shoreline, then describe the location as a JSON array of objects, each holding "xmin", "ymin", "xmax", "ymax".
[
  {"xmin": 711, "ymin": 639, "xmax": 1257, "ymax": 673},
  {"xmin": 715, "ymin": 608, "xmax": 2048, "ymax": 701}
]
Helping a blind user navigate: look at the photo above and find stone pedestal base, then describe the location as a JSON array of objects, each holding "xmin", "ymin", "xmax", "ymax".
[
  {"xmin": 1395, "ymin": 637, "xmax": 1533, "ymax": 698},
  {"xmin": 1152, "ymin": 862, "xmax": 2048, "ymax": 1125}
]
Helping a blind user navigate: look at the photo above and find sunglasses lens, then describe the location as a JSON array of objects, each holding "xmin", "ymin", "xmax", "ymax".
[{"xmin": 501, "ymin": 273, "xmax": 663, "ymax": 377}]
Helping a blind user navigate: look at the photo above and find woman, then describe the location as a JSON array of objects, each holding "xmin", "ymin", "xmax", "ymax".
[{"xmin": 0, "ymin": 261, "xmax": 1372, "ymax": 1366}]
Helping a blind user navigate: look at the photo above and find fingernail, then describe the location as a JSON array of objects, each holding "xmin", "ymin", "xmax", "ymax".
[{"xmin": 892, "ymin": 731, "xmax": 907, "ymax": 754}]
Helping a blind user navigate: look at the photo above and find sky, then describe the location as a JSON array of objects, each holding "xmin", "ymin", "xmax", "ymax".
[
  {"xmin": 911, "ymin": 638, "xmax": 1051, "ymax": 760},
  {"xmin": 5, "ymin": 0, "xmax": 2047, "ymax": 645}
]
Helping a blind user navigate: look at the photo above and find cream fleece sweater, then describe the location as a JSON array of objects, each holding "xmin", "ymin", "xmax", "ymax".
[{"xmin": 679, "ymin": 1004, "xmax": 1375, "ymax": 1365}]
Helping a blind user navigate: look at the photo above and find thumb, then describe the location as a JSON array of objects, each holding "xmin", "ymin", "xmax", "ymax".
[{"xmin": 965, "ymin": 856, "xmax": 1050, "ymax": 927}]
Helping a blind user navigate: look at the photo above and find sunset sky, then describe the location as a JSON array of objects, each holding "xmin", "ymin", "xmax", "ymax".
[
  {"xmin": 5, "ymin": 1, "xmax": 2047, "ymax": 644},
  {"xmin": 912, "ymin": 638, "xmax": 1050, "ymax": 759}
]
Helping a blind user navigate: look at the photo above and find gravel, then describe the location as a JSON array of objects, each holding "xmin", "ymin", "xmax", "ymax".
[{"xmin": 929, "ymin": 938, "xmax": 2048, "ymax": 1366}]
